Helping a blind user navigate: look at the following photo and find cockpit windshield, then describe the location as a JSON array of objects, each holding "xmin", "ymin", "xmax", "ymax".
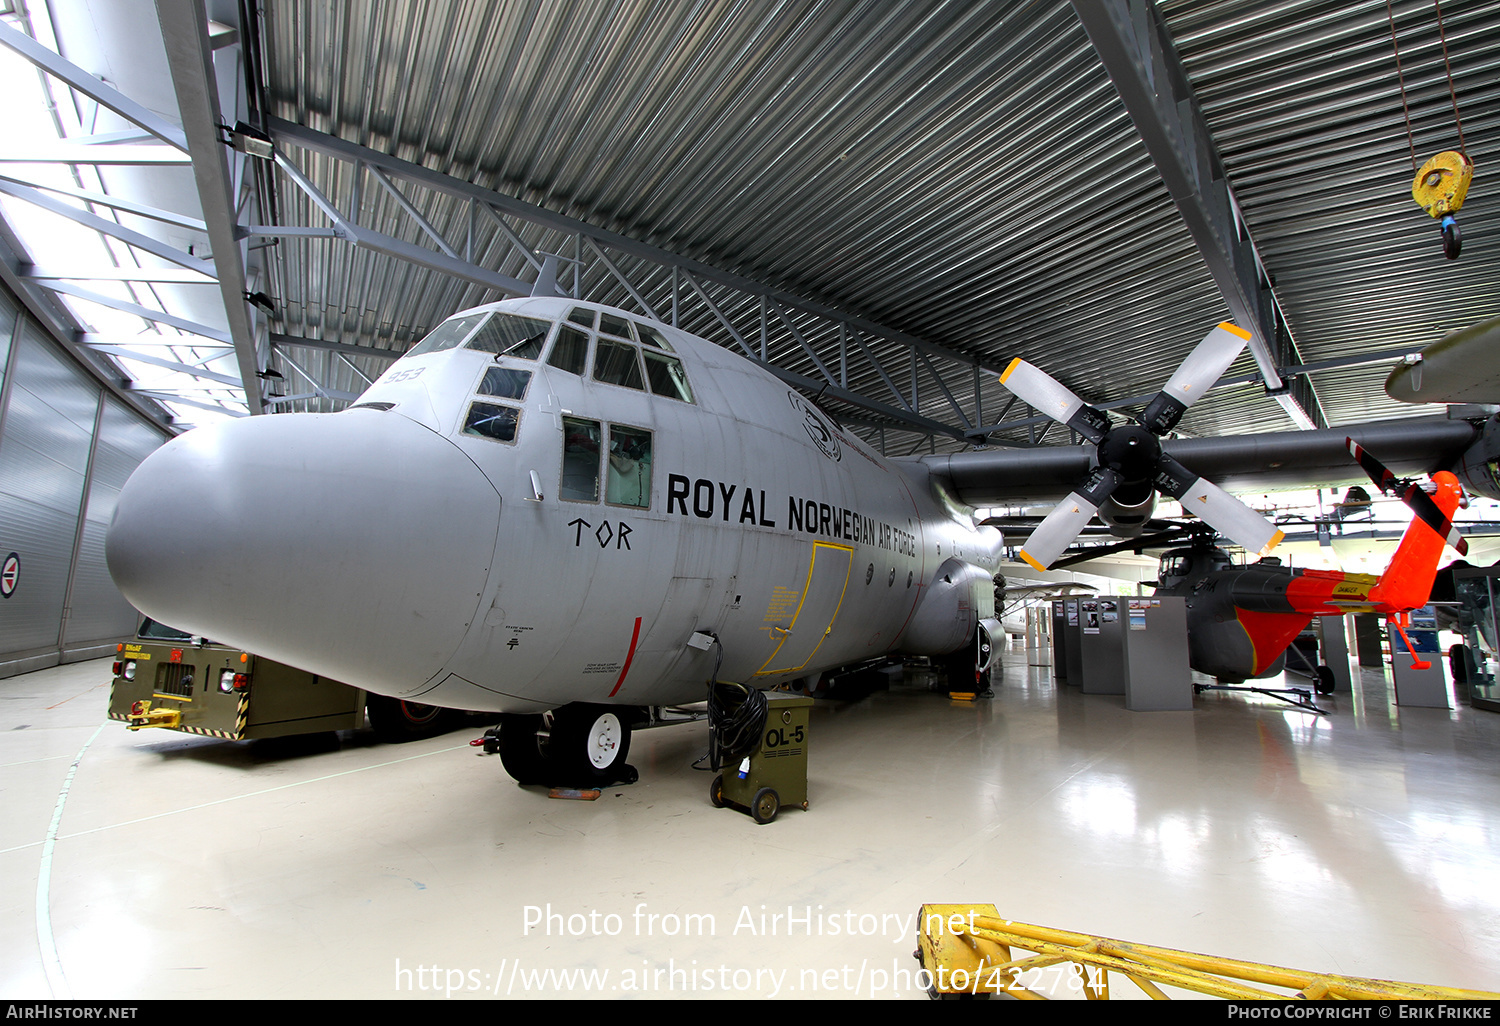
[
  {"xmin": 405, "ymin": 312, "xmax": 487, "ymax": 357},
  {"xmin": 403, "ymin": 311, "xmax": 552, "ymax": 360},
  {"xmin": 464, "ymin": 314, "xmax": 552, "ymax": 359}
]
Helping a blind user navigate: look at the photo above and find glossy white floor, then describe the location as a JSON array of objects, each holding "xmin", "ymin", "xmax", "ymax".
[{"xmin": 3, "ymin": 649, "xmax": 1499, "ymax": 1001}]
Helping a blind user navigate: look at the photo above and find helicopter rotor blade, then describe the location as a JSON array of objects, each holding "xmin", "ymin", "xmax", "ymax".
[{"xmin": 1346, "ymin": 438, "xmax": 1468, "ymax": 555}]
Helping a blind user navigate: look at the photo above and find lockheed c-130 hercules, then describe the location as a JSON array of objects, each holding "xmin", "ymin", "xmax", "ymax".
[{"xmin": 104, "ymin": 286, "xmax": 1500, "ymax": 787}]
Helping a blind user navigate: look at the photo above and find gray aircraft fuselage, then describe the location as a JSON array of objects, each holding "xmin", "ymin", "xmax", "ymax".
[{"xmin": 106, "ymin": 296, "xmax": 1002, "ymax": 714}]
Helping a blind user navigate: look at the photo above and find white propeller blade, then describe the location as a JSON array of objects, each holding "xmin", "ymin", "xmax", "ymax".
[
  {"xmin": 1176, "ymin": 476, "xmax": 1284, "ymax": 557},
  {"xmin": 1160, "ymin": 322, "xmax": 1252, "ymax": 409},
  {"xmin": 999, "ymin": 359, "xmax": 1108, "ymax": 443},
  {"xmin": 1017, "ymin": 468, "xmax": 1124, "ymax": 570},
  {"xmin": 1018, "ymin": 492, "xmax": 1101, "ymax": 571}
]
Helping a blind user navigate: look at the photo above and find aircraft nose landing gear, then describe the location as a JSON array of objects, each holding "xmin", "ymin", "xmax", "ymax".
[{"xmin": 486, "ymin": 704, "xmax": 639, "ymax": 787}]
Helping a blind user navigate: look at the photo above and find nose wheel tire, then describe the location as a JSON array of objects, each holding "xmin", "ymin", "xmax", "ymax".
[
  {"xmin": 495, "ymin": 713, "xmax": 549, "ymax": 783},
  {"xmin": 546, "ymin": 703, "xmax": 637, "ymax": 786}
]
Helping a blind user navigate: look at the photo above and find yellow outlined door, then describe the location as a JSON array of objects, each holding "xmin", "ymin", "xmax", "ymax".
[{"xmin": 757, "ymin": 542, "xmax": 853, "ymax": 675}]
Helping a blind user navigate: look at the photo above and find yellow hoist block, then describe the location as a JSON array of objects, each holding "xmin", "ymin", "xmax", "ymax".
[
  {"xmin": 1413, "ymin": 150, "xmax": 1473, "ymax": 218},
  {"xmin": 914, "ymin": 905, "xmax": 1500, "ymax": 1000}
]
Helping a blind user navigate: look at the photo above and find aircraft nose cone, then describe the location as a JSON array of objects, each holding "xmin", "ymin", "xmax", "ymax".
[{"xmin": 106, "ymin": 411, "xmax": 501, "ymax": 696}]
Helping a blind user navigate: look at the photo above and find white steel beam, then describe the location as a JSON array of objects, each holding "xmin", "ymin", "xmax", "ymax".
[{"xmin": 154, "ymin": 0, "xmax": 264, "ymax": 412}]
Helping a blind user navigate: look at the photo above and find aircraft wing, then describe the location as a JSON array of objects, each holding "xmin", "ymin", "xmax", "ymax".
[
  {"xmin": 920, "ymin": 416, "xmax": 1485, "ymax": 507},
  {"xmin": 1387, "ymin": 315, "xmax": 1500, "ymax": 405}
]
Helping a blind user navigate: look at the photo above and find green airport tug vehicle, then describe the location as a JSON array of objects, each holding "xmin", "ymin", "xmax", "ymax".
[{"xmin": 108, "ymin": 618, "xmax": 462, "ymax": 742}]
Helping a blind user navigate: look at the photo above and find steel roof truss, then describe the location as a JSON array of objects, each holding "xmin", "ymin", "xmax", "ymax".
[
  {"xmin": 768, "ymin": 300, "xmax": 838, "ymax": 389},
  {"xmin": 269, "ymin": 332, "xmax": 401, "ymax": 362},
  {"xmin": 274, "ymin": 152, "xmax": 531, "ymax": 296},
  {"xmin": 583, "ymin": 238, "xmax": 656, "ymax": 317},
  {"xmin": 0, "ymin": 179, "xmax": 215, "ymax": 276},
  {"xmin": 0, "ymin": 21, "xmax": 190, "ymax": 151},
  {"xmin": 90, "ymin": 345, "xmax": 241, "ymax": 387},
  {"xmin": 43, "ymin": 280, "xmax": 231, "ymax": 343},
  {"xmin": 154, "ymin": 0, "xmax": 264, "ymax": 413},
  {"xmin": 1071, "ymin": 0, "xmax": 1325, "ymax": 432},
  {"xmin": 0, "ymin": 171, "xmax": 208, "ymax": 233},
  {"xmin": 474, "ymin": 201, "xmax": 545, "ymax": 273}
]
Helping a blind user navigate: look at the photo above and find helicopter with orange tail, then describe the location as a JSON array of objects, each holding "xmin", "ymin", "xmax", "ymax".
[{"xmin": 1151, "ymin": 439, "xmax": 1467, "ymax": 683}]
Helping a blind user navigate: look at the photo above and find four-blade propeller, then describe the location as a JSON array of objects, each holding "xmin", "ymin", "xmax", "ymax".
[
  {"xmin": 1346, "ymin": 438, "xmax": 1468, "ymax": 556},
  {"xmin": 1002, "ymin": 323, "xmax": 1285, "ymax": 570}
]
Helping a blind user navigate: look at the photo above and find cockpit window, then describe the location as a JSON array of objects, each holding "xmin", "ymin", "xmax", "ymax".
[
  {"xmin": 463, "ymin": 402, "xmax": 521, "ymax": 444},
  {"xmin": 1160, "ymin": 555, "xmax": 1190, "ymax": 580},
  {"xmin": 637, "ymin": 324, "xmax": 675, "ymax": 352},
  {"xmin": 643, "ymin": 351, "xmax": 694, "ymax": 403},
  {"xmin": 477, "ymin": 367, "xmax": 532, "ymax": 401},
  {"xmin": 593, "ymin": 339, "xmax": 645, "ymax": 390},
  {"xmin": 567, "ymin": 307, "xmax": 596, "ymax": 329},
  {"xmin": 405, "ymin": 312, "xmax": 487, "ymax": 357},
  {"xmin": 464, "ymin": 313, "xmax": 551, "ymax": 359},
  {"xmin": 561, "ymin": 417, "xmax": 602, "ymax": 502},
  {"xmin": 548, "ymin": 325, "xmax": 589, "ymax": 376},
  {"xmin": 599, "ymin": 312, "xmax": 634, "ymax": 340},
  {"xmin": 606, "ymin": 425, "xmax": 652, "ymax": 508}
]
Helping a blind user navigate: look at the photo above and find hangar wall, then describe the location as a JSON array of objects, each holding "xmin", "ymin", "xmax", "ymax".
[{"xmin": 0, "ymin": 281, "xmax": 170, "ymax": 678}]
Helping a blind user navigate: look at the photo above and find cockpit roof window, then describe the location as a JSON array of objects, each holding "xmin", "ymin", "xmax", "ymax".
[
  {"xmin": 567, "ymin": 307, "xmax": 596, "ymax": 329},
  {"xmin": 599, "ymin": 312, "xmax": 635, "ymax": 341},
  {"xmin": 404, "ymin": 312, "xmax": 487, "ymax": 358},
  {"xmin": 464, "ymin": 313, "xmax": 552, "ymax": 360},
  {"xmin": 637, "ymin": 323, "xmax": 675, "ymax": 353}
]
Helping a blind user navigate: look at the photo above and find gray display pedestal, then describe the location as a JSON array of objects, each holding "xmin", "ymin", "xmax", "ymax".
[
  {"xmin": 1078, "ymin": 598, "xmax": 1126, "ymax": 695},
  {"xmin": 1388, "ymin": 615, "xmax": 1450, "ymax": 709},
  {"xmin": 1355, "ymin": 614, "xmax": 1385, "ymax": 667},
  {"xmin": 1050, "ymin": 600, "xmax": 1068, "ymax": 681},
  {"xmin": 1121, "ymin": 596, "xmax": 1193, "ymax": 711},
  {"xmin": 1062, "ymin": 598, "xmax": 1083, "ymax": 686}
]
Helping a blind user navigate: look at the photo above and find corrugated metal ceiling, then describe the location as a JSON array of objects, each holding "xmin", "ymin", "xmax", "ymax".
[
  {"xmin": 250, "ymin": 0, "xmax": 1499, "ymax": 452},
  {"xmin": 11, "ymin": 0, "xmax": 1494, "ymax": 451}
]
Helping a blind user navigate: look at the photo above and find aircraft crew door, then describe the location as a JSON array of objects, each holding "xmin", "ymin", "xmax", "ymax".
[{"xmin": 758, "ymin": 542, "xmax": 853, "ymax": 676}]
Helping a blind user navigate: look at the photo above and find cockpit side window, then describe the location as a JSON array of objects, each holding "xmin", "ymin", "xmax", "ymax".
[
  {"xmin": 643, "ymin": 351, "xmax": 694, "ymax": 403},
  {"xmin": 404, "ymin": 312, "xmax": 487, "ymax": 358},
  {"xmin": 464, "ymin": 313, "xmax": 552, "ymax": 359},
  {"xmin": 561, "ymin": 417, "xmax": 602, "ymax": 502},
  {"xmin": 606, "ymin": 425, "xmax": 652, "ymax": 508},
  {"xmin": 477, "ymin": 367, "xmax": 532, "ymax": 400},
  {"xmin": 548, "ymin": 325, "xmax": 589, "ymax": 376},
  {"xmin": 463, "ymin": 402, "xmax": 521, "ymax": 444},
  {"xmin": 593, "ymin": 339, "xmax": 646, "ymax": 390}
]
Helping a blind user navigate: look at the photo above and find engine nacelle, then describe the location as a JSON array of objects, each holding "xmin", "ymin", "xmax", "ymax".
[{"xmin": 1098, "ymin": 486, "xmax": 1156, "ymax": 538}]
